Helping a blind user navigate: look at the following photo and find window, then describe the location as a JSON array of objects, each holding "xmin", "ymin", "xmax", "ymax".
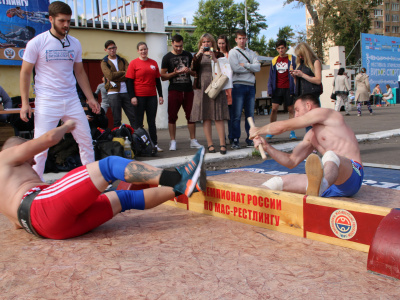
[
  {"xmin": 307, "ymin": 17, "xmax": 314, "ymax": 25},
  {"xmin": 386, "ymin": 3, "xmax": 390, "ymax": 10},
  {"xmin": 393, "ymin": 14, "xmax": 399, "ymax": 22},
  {"xmin": 386, "ymin": 14, "xmax": 391, "ymax": 21},
  {"xmin": 374, "ymin": 9, "xmax": 383, "ymax": 16},
  {"xmin": 392, "ymin": 26, "xmax": 399, "ymax": 33},
  {"xmin": 386, "ymin": 26, "xmax": 391, "ymax": 32},
  {"xmin": 392, "ymin": 3, "xmax": 399, "ymax": 11},
  {"xmin": 375, "ymin": 21, "xmax": 384, "ymax": 28}
]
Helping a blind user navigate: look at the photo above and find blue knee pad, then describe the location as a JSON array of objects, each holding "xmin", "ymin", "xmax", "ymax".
[
  {"xmin": 99, "ymin": 156, "xmax": 131, "ymax": 183},
  {"xmin": 116, "ymin": 190, "xmax": 145, "ymax": 212}
]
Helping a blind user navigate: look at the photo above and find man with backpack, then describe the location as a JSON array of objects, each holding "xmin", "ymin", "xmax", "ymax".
[{"xmin": 101, "ymin": 40, "xmax": 136, "ymax": 128}]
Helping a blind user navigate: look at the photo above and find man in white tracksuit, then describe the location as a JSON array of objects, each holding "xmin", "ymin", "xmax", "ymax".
[{"xmin": 19, "ymin": 1, "xmax": 100, "ymax": 179}]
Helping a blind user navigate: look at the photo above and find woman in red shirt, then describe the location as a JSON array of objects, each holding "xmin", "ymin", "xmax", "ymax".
[{"xmin": 126, "ymin": 42, "xmax": 164, "ymax": 151}]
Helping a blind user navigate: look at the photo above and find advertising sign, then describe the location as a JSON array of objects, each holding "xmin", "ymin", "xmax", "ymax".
[
  {"xmin": 0, "ymin": 0, "xmax": 50, "ymax": 66},
  {"xmin": 361, "ymin": 33, "xmax": 400, "ymax": 92}
]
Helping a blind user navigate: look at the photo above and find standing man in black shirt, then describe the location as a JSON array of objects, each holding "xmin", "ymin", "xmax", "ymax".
[{"xmin": 161, "ymin": 34, "xmax": 202, "ymax": 151}]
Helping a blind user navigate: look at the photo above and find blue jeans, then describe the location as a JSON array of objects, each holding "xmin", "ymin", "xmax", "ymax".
[{"xmin": 231, "ymin": 84, "xmax": 255, "ymax": 143}]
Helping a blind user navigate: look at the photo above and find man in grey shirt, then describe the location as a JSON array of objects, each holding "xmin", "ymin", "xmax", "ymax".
[
  {"xmin": 228, "ymin": 29, "xmax": 260, "ymax": 149},
  {"xmin": 94, "ymin": 77, "xmax": 110, "ymax": 112}
]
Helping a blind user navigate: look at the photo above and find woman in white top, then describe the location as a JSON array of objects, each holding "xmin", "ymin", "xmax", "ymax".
[
  {"xmin": 333, "ymin": 68, "xmax": 351, "ymax": 114},
  {"xmin": 382, "ymin": 84, "xmax": 393, "ymax": 107}
]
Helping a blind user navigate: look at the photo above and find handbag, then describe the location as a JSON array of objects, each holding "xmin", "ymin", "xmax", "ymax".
[{"xmin": 205, "ymin": 61, "xmax": 228, "ymax": 99}]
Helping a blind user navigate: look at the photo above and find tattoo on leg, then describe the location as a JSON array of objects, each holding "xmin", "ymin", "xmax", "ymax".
[{"xmin": 124, "ymin": 162, "xmax": 162, "ymax": 182}]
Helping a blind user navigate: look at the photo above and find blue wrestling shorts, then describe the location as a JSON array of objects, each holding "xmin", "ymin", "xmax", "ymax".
[{"xmin": 321, "ymin": 161, "xmax": 364, "ymax": 197}]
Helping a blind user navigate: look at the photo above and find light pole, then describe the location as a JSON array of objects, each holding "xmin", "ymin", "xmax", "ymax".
[{"xmin": 244, "ymin": 0, "xmax": 248, "ymax": 48}]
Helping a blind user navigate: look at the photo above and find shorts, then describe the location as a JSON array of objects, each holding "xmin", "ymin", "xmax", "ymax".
[
  {"xmin": 168, "ymin": 90, "xmax": 195, "ymax": 124},
  {"xmin": 30, "ymin": 166, "xmax": 113, "ymax": 239},
  {"xmin": 271, "ymin": 88, "xmax": 294, "ymax": 106},
  {"xmin": 322, "ymin": 161, "xmax": 364, "ymax": 197}
]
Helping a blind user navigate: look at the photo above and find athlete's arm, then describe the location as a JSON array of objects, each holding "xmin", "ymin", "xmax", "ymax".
[
  {"xmin": 254, "ymin": 134, "xmax": 314, "ymax": 169},
  {"xmin": 74, "ymin": 62, "xmax": 100, "ymax": 114},
  {"xmin": 19, "ymin": 60, "xmax": 34, "ymax": 122},
  {"xmin": 250, "ymin": 108, "xmax": 333, "ymax": 138},
  {"xmin": 3, "ymin": 121, "xmax": 76, "ymax": 166}
]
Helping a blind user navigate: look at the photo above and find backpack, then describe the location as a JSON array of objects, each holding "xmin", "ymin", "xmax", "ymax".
[
  {"xmin": 112, "ymin": 124, "xmax": 134, "ymax": 142},
  {"xmin": 94, "ymin": 140, "xmax": 125, "ymax": 160},
  {"xmin": 131, "ymin": 127, "xmax": 157, "ymax": 157}
]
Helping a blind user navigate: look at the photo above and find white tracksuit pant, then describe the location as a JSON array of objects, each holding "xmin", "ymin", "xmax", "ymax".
[{"xmin": 33, "ymin": 97, "xmax": 94, "ymax": 179}]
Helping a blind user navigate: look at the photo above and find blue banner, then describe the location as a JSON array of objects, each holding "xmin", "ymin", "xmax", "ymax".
[
  {"xmin": 0, "ymin": 0, "xmax": 50, "ymax": 66},
  {"xmin": 361, "ymin": 33, "xmax": 400, "ymax": 92}
]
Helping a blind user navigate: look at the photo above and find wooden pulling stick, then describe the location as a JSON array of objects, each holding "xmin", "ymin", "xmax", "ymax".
[{"xmin": 247, "ymin": 117, "xmax": 267, "ymax": 160}]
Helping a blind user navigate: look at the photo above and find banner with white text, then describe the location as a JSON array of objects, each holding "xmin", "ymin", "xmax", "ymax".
[
  {"xmin": 361, "ymin": 33, "xmax": 400, "ymax": 92},
  {"xmin": 0, "ymin": 0, "xmax": 50, "ymax": 66}
]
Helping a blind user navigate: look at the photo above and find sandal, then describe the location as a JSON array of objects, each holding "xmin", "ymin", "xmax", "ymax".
[
  {"xmin": 208, "ymin": 145, "xmax": 216, "ymax": 153},
  {"xmin": 220, "ymin": 145, "xmax": 227, "ymax": 155}
]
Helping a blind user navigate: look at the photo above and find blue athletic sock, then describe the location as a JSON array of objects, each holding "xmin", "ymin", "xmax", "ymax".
[
  {"xmin": 99, "ymin": 156, "xmax": 131, "ymax": 183},
  {"xmin": 116, "ymin": 190, "xmax": 145, "ymax": 212}
]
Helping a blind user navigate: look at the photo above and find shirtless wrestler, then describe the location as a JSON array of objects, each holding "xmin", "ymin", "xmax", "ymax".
[
  {"xmin": 249, "ymin": 93, "xmax": 363, "ymax": 197},
  {"xmin": 0, "ymin": 120, "xmax": 205, "ymax": 239}
]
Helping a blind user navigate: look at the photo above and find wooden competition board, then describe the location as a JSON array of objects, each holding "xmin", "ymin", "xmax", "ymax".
[{"xmin": 162, "ymin": 172, "xmax": 398, "ymax": 253}]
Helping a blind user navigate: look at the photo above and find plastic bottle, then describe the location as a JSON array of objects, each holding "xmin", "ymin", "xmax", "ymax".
[
  {"xmin": 0, "ymin": 96, "xmax": 3, "ymax": 111},
  {"xmin": 124, "ymin": 137, "xmax": 133, "ymax": 159}
]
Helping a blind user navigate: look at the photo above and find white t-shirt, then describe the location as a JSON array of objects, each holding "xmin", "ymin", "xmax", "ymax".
[
  {"xmin": 108, "ymin": 58, "xmax": 127, "ymax": 95},
  {"xmin": 23, "ymin": 31, "xmax": 82, "ymax": 100}
]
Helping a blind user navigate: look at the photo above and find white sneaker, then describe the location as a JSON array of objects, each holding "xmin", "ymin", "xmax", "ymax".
[
  {"xmin": 155, "ymin": 144, "xmax": 163, "ymax": 152},
  {"xmin": 169, "ymin": 140, "xmax": 177, "ymax": 151},
  {"xmin": 190, "ymin": 139, "xmax": 202, "ymax": 149}
]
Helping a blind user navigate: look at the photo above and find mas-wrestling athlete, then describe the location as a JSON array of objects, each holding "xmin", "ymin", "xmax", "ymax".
[
  {"xmin": 249, "ymin": 93, "xmax": 363, "ymax": 197},
  {"xmin": 0, "ymin": 120, "xmax": 206, "ymax": 240}
]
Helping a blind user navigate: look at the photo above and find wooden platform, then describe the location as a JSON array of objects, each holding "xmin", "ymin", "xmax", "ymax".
[
  {"xmin": 1, "ymin": 173, "xmax": 400, "ymax": 297},
  {"xmin": 165, "ymin": 172, "xmax": 399, "ymax": 253}
]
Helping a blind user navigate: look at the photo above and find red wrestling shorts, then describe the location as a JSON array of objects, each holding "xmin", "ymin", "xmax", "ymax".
[{"xmin": 30, "ymin": 166, "xmax": 113, "ymax": 239}]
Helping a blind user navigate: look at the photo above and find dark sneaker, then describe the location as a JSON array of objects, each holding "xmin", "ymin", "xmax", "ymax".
[
  {"xmin": 173, "ymin": 147, "xmax": 205, "ymax": 197},
  {"xmin": 231, "ymin": 142, "xmax": 241, "ymax": 150},
  {"xmin": 246, "ymin": 140, "xmax": 254, "ymax": 147}
]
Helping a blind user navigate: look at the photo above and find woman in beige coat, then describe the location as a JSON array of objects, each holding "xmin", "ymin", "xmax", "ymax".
[
  {"xmin": 355, "ymin": 67, "xmax": 373, "ymax": 116},
  {"xmin": 333, "ymin": 68, "xmax": 351, "ymax": 114}
]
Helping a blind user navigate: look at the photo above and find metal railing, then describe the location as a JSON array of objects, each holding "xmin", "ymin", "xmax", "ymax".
[{"xmin": 66, "ymin": 0, "xmax": 142, "ymax": 31}]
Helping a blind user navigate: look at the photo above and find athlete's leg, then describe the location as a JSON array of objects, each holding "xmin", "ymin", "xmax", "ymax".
[
  {"xmin": 262, "ymin": 174, "xmax": 308, "ymax": 194},
  {"xmin": 63, "ymin": 99, "xmax": 95, "ymax": 165},
  {"xmin": 32, "ymin": 99, "xmax": 64, "ymax": 179}
]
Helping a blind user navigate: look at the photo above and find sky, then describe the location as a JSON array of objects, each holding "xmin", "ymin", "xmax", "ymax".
[{"xmin": 162, "ymin": 0, "xmax": 307, "ymax": 41}]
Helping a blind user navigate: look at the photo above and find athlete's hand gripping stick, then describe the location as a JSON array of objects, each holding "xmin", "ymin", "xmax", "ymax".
[{"xmin": 247, "ymin": 117, "xmax": 267, "ymax": 160}]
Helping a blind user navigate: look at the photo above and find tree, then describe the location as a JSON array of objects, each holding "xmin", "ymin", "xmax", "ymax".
[
  {"xmin": 265, "ymin": 38, "xmax": 278, "ymax": 57},
  {"xmin": 193, "ymin": 0, "xmax": 240, "ymax": 47},
  {"xmin": 284, "ymin": 0, "xmax": 378, "ymax": 63},
  {"xmin": 251, "ymin": 35, "xmax": 268, "ymax": 56},
  {"xmin": 192, "ymin": 0, "xmax": 267, "ymax": 50},
  {"xmin": 277, "ymin": 26, "xmax": 295, "ymax": 48},
  {"xmin": 237, "ymin": 0, "xmax": 268, "ymax": 46}
]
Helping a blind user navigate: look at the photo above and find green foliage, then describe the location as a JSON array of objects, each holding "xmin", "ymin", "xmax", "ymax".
[
  {"xmin": 285, "ymin": 0, "xmax": 378, "ymax": 64},
  {"xmin": 277, "ymin": 26, "xmax": 295, "ymax": 47},
  {"xmin": 179, "ymin": 30, "xmax": 198, "ymax": 53},
  {"xmin": 251, "ymin": 35, "xmax": 268, "ymax": 56},
  {"xmin": 265, "ymin": 38, "xmax": 278, "ymax": 57},
  {"xmin": 192, "ymin": 0, "xmax": 267, "ymax": 50}
]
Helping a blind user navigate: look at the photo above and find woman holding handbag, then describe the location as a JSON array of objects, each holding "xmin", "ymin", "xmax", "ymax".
[
  {"xmin": 333, "ymin": 68, "xmax": 351, "ymax": 115},
  {"xmin": 190, "ymin": 33, "xmax": 230, "ymax": 154}
]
